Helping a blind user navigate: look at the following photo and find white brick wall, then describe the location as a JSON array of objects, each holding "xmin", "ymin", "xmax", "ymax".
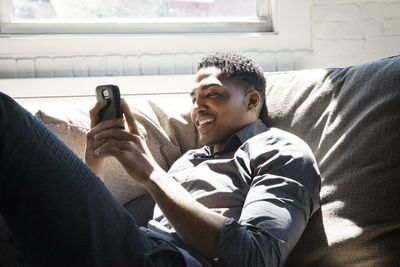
[
  {"xmin": 0, "ymin": 0, "xmax": 399, "ymax": 78},
  {"xmin": 311, "ymin": 0, "xmax": 400, "ymax": 68}
]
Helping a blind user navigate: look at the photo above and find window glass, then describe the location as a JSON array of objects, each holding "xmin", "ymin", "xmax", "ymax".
[{"xmin": 12, "ymin": 0, "xmax": 258, "ymax": 20}]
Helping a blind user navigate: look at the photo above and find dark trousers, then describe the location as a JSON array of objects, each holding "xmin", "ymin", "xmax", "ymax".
[{"xmin": 0, "ymin": 92, "xmax": 190, "ymax": 267}]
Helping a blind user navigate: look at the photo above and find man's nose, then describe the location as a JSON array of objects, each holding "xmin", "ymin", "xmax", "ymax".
[{"xmin": 192, "ymin": 98, "xmax": 207, "ymax": 111}]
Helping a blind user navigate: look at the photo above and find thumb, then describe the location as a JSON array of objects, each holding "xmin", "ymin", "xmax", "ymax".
[{"xmin": 120, "ymin": 98, "xmax": 141, "ymax": 136}]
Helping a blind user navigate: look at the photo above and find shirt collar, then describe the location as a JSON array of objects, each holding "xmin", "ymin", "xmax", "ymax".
[{"xmin": 196, "ymin": 119, "xmax": 268, "ymax": 157}]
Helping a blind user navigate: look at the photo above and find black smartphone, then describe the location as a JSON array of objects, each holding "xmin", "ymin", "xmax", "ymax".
[{"xmin": 95, "ymin": 85, "xmax": 123, "ymax": 122}]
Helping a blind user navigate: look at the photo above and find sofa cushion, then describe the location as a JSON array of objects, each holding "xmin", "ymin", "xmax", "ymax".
[
  {"xmin": 31, "ymin": 96, "xmax": 200, "ymax": 205},
  {"xmin": 262, "ymin": 56, "xmax": 400, "ymax": 266}
]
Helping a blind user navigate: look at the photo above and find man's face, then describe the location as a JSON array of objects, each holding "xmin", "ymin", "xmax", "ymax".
[{"xmin": 190, "ymin": 67, "xmax": 256, "ymax": 153}]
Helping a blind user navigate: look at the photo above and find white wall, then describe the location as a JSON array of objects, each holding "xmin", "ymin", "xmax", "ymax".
[
  {"xmin": 0, "ymin": 0, "xmax": 399, "ymax": 79},
  {"xmin": 310, "ymin": 0, "xmax": 400, "ymax": 68}
]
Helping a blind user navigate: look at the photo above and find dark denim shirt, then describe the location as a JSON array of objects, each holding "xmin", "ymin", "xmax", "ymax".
[{"xmin": 149, "ymin": 119, "xmax": 321, "ymax": 267}]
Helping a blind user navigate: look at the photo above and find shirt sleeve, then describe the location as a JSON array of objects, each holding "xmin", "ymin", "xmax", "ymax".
[{"xmin": 214, "ymin": 132, "xmax": 321, "ymax": 267}]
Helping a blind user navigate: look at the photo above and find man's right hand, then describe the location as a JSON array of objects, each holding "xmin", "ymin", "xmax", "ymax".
[{"xmin": 85, "ymin": 99, "xmax": 125, "ymax": 179}]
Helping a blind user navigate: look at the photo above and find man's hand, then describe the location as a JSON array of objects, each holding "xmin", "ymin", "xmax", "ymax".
[
  {"xmin": 86, "ymin": 99, "xmax": 107, "ymax": 178},
  {"xmin": 87, "ymin": 98, "xmax": 159, "ymax": 184},
  {"xmin": 85, "ymin": 99, "xmax": 125, "ymax": 179}
]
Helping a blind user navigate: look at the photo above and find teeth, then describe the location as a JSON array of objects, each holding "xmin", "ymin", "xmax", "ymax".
[{"xmin": 198, "ymin": 118, "xmax": 214, "ymax": 126}]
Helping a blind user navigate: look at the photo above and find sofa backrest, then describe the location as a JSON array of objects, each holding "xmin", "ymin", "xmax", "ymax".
[{"xmin": 264, "ymin": 56, "xmax": 400, "ymax": 266}]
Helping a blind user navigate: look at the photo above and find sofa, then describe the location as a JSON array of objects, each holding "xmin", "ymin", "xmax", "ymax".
[{"xmin": 0, "ymin": 56, "xmax": 399, "ymax": 266}]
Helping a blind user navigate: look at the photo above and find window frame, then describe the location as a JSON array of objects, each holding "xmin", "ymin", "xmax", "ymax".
[{"xmin": 0, "ymin": 0, "xmax": 272, "ymax": 34}]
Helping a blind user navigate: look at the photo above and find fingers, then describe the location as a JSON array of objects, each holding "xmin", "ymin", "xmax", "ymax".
[
  {"xmin": 93, "ymin": 139, "xmax": 140, "ymax": 157},
  {"xmin": 87, "ymin": 118, "xmax": 125, "ymax": 139},
  {"xmin": 87, "ymin": 137, "xmax": 107, "ymax": 151},
  {"xmin": 93, "ymin": 127, "xmax": 142, "ymax": 142},
  {"xmin": 90, "ymin": 126, "xmax": 144, "ymax": 156},
  {"xmin": 121, "ymin": 98, "xmax": 140, "ymax": 136},
  {"xmin": 89, "ymin": 99, "xmax": 107, "ymax": 128}
]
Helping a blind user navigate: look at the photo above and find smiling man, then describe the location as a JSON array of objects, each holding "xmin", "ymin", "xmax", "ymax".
[
  {"xmin": 0, "ymin": 52, "xmax": 320, "ymax": 267},
  {"xmin": 144, "ymin": 53, "xmax": 321, "ymax": 266}
]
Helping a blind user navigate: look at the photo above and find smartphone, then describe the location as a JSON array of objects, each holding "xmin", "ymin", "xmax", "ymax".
[{"xmin": 95, "ymin": 85, "xmax": 123, "ymax": 122}]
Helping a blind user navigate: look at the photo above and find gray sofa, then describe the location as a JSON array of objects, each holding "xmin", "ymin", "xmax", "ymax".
[{"xmin": 1, "ymin": 56, "xmax": 399, "ymax": 266}]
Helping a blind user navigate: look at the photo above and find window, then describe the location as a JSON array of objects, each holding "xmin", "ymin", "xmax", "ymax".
[{"xmin": 1, "ymin": 0, "xmax": 271, "ymax": 34}]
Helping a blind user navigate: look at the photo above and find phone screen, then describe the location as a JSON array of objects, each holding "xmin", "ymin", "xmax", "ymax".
[{"xmin": 95, "ymin": 85, "xmax": 123, "ymax": 122}]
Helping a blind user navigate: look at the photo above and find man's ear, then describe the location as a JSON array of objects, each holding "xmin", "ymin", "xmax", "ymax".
[{"xmin": 246, "ymin": 90, "xmax": 260, "ymax": 110}]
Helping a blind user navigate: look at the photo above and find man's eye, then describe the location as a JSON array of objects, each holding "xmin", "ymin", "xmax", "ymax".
[{"xmin": 206, "ymin": 93, "xmax": 218, "ymax": 98}]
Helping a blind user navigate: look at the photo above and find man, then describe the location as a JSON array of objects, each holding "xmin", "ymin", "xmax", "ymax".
[{"xmin": 0, "ymin": 52, "xmax": 320, "ymax": 266}]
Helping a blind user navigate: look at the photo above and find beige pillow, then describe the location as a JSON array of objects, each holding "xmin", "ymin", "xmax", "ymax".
[
  {"xmin": 34, "ymin": 96, "xmax": 200, "ymax": 205},
  {"xmin": 263, "ymin": 56, "xmax": 400, "ymax": 266}
]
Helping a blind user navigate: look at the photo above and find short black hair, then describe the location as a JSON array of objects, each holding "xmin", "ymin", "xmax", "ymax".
[{"xmin": 197, "ymin": 52, "xmax": 266, "ymax": 106}]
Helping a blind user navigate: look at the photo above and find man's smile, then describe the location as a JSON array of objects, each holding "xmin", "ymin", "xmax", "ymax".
[{"xmin": 196, "ymin": 116, "xmax": 215, "ymax": 131}]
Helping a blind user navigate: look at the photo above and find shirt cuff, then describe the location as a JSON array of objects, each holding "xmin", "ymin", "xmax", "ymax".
[{"xmin": 213, "ymin": 217, "xmax": 279, "ymax": 267}]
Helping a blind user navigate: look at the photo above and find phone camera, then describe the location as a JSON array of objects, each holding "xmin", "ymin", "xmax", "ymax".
[{"xmin": 102, "ymin": 89, "xmax": 109, "ymax": 98}]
